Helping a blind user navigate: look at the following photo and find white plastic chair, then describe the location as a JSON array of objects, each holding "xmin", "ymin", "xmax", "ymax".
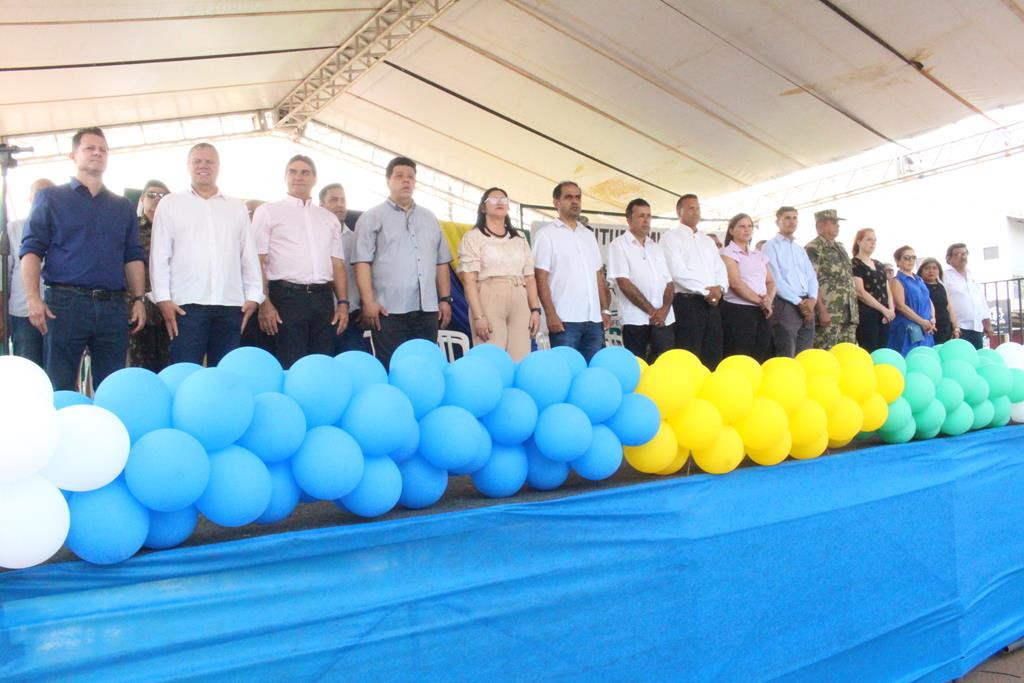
[{"xmin": 438, "ymin": 330, "xmax": 470, "ymax": 362}]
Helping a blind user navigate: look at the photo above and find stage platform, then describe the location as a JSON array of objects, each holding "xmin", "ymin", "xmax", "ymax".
[{"xmin": 3, "ymin": 427, "xmax": 1024, "ymax": 681}]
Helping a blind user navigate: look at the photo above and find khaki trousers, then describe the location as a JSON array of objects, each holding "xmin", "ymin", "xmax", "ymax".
[{"xmin": 473, "ymin": 277, "xmax": 531, "ymax": 361}]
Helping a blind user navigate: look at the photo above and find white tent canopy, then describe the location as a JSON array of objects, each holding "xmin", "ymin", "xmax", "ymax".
[{"xmin": 3, "ymin": 0, "xmax": 1024, "ymax": 213}]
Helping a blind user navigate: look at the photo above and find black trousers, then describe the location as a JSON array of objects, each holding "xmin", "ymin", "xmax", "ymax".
[
  {"xmin": 672, "ymin": 293, "xmax": 723, "ymax": 370},
  {"xmin": 961, "ymin": 329, "xmax": 984, "ymax": 350},
  {"xmin": 622, "ymin": 324, "xmax": 674, "ymax": 364},
  {"xmin": 720, "ymin": 300, "xmax": 771, "ymax": 362},
  {"xmin": 372, "ymin": 310, "xmax": 439, "ymax": 370},
  {"xmin": 268, "ymin": 281, "xmax": 336, "ymax": 369},
  {"xmin": 855, "ymin": 305, "xmax": 888, "ymax": 352}
]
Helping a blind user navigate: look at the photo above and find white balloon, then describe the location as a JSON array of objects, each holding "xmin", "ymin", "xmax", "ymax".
[
  {"xmin": 0, "ymin": 474, "xmax": 70, "ymax": 569},
  {"xmin": 1010, "ymin": 402, "xmax": 1024, "ymax": 424},
  {"xmin": 0, "ymin": 355, "xmax": 53, "ymax": 409},
  {"xmin": 996, "ymin": 342, "xmax": 1024, "ymax": 369},
  {"xmin": 0, "ymin": 402, "xmax": 58, "ymax": 482},
  {"xmin": 38, "ymin": 405, "xmax": 131, "ymax": 492}
]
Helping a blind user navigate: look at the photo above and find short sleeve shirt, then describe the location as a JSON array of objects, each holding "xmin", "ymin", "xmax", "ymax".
[
  {"xmin": 531, "ymin": 219, "xmax": 602, "ymax": 323},
  {"xmin": 458, "ymin": 229, "xmax": 534, "ymax": 280},
  {"xmin": 851, "ymin": 257, "xmax": 889, "ymax": 307},
  {"xmin": 720, "ymin": 242, "xmax": 768, "ymax": 306},
  {"xmin": 606, "ymin": 231, "xmax": 675, "ymax": 326}
]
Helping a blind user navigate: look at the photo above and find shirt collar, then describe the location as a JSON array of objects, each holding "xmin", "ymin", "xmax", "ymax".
[
  {"xmin": 69, "ymin": 176, "xmax": 106, "ymax": 197},
  {"xmin": 386, "ymin": 198, "xmax": 415, "ymax": 213},
  {"xmin": 625, "ymin": 230, "xmax": 649, "ymax": 247},
  {"xmin": 285, "ymin": 194, "xmax": 313, "ymax": 207},
  {"xmin": 189, "ymin": 186, "xmax": 223, "ymax": 200},
  {"xmin": 774, "ymin": 232, "xmax": 796, "ymax": 242},
  {"xmin": 723, "ymin": 241, "xmax": 748, "ymax": 255},
  {"xmin": 553, "ymin": 218, "xmax": 581, "ymax": 231}
]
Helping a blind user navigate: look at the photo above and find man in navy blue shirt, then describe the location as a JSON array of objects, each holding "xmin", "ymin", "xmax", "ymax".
[{"xmin": 20, "ymin": 127, "xmax": 147, "ymax": 391}]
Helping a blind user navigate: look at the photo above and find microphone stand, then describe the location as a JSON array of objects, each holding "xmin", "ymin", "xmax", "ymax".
[{"xmin": 0, "ymin": 143, "xmax": 33, "ymax": 356}]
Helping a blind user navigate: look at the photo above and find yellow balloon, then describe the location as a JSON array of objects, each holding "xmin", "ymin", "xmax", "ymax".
[
  {"xmin": 838, "ymin": 359, "xmax": 877, "ymax": 403},
  {"xmin": 747, "ymin": 431, "xmax": 792, "ymax": 466},
  {"xmin": 637, "ymin": 356, "xmax": 649, "ymax": 372},
  {"xmin": 796, "ymin": 348, "xmax": 841, "ymax": 381},
  {"xmin": 874, "ymin": 364, "xmax": 905, "ymax": 404},
  {"xmin": 860, "ymin": 392, "xmax": 889, "ymax": 432},
  {"xmin": 668, "ymin": 398, "xmax": 723, "ymax": 451},
  {"xmin": 623, "ymin": 422, "xmax": 678, "ymax": 474},
  {"xmin": 698, "ymin": 367, "xmax": 752, "ymax": 424},
  {"xmin": 635, "ymin": 363, "xmax": 698, "ymax": 421},
  {"xmin": 827, "ymin": 396, "xmax": 864, "ymax": 447},
  {"xmin": 758, "ymin": 357, "xmax": 807, "ymax": 414},
  {"xmin": 806, "ymin": 375, "xmax": 841, "ymax": 415},
  {"xmin": 656, "ymin": 447, "xmax": 689, "ymax": 475},
  {"xmin": 655, "ymin": 348, "xmax": 701, "ymax": 370},
  {"xmin": 790, "ymin": 430, "xmax": 828, "ymax": 459},
  {"xmin": 736, "ymin": 397, "xmax": 788, "ymax": 452},
  {"xmin": 692, "ymin": 425, "xmax": 744, "ymax": 474},
  {"xmin": 788, "ymin": 399, "xmax": 828, "ymax": 446},
  {"xmin": 831, "ymin": 342, "xmax": 873, "ymax": 370},
  {"xmin": 717, "ymin": 355, "xmax": 763, "ymax": 393}
]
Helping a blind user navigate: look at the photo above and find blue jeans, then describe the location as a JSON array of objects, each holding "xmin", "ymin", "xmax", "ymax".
[
  {"xmin": 170, "ymin": 304, "xmax": 242, "ymax": 366},
  {"xmin": 44, "ymin": 287, "xmax": 129, "ymax": 391},
  {"xmin": 10, "ymin": 315, "xmax": 44, "ymax": 367},
  {"xmin": 549, "ymin": 321, "xmax": 605, "ymax": 363}
]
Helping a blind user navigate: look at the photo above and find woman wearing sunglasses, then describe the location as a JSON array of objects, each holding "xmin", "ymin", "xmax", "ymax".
[{"xmin": 887, "ymin": 245, "xmax": 936, "ymax": 355}]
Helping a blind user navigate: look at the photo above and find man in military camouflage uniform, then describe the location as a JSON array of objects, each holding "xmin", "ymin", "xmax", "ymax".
[
  {"xmin": 805, "ymin": 209, "xmax": 857, "ymax": 350},
  {"xmin": 128, "ymin": 180, "xmax": 172, "ymax": 371}
]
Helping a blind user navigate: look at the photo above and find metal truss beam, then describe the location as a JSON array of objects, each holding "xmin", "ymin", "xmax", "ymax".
[{"xmin": 273, "ymin": 0, "xmax": 457, "ymax": 131}]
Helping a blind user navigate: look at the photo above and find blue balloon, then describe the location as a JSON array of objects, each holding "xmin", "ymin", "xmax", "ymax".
[
  {"xmin": 534, "ymin": 403, "xmax": 593, "ymax": 462},
  {"xmin": 448, "ymin": 421, "xmax": 491, "ymax": 475},
  {"xmin": 389, "ymin": 354, "xmax": 445, "ymax": 419},
  {"xmin": 391, "ymin": 338, "xmax": 448, "ymax": 374},
  {"xmin": 550, "ymin": 346, "xmax": 587, "ymax": 378},
  {"xmin": 94, "ymin": 367, "xmax": 172, "ymax": 443},
  {"xmin": 444, "ymin": 355, "xmax": 503, "ymax": 417},
  {"xmin": 471, "ymin": 443, "xmax": 528, "ymax": 498},
  {"xmin": 144, "ymin": 506, "xmax": 198, "ymax": 550},
  {"xmin": 604, "ymin": 393, "xmax": 660, "ymax": 446},
  {"xmin": 572, "ymin": 424, "xmax": 623, "ymax": 480},
  {"xmin": 340, "ymin": 383, "xmax": 417, "ymax": 457},
  {"xmin": 173, "ymin": 367, "xmax": 254, "ymax": 450},
  {"xmin": 284, "ymin": 354, "xmax": 353, "ymax": 427},
  {"xmin": 515, "ymin": 350, "xmax": 572, "ymax": 410},
  {"xmin": 195, "ymin": 445, "xmax": 273, "ymax": 527},
  {"xmin": 335, "ymin": 351, "xmax": 389, "ymax": 394},
  {"xmin": 525, "ymin": 439, "xmax": 570, "ymax": 491},
  {"xmin": 388, "ymin": 420, "xmax": 420, "ymax": 464},
  {"xmin": 481, "ymin": 387, "xmax": 538, "ymax": 445},
  {"xmin": 291, "ymin": 426, "xmax": 365, "ymax": 500},
  {"xmin": 466, "ymin": 343, "xmax": 516, "ymax": 387},
  {"xmin": 125, "ymin": 428, "xmax": 210, "ymax": 512},
  {"xmin": 67, "ymin": 480, "xmax": 150, "ymax": 565},
  {"xmin": 218, "ymin": 346, "xmax": 284, "ymax": 394},
  {"xmin": 338, "ymin": 456, "xmax": 402, "ymax": 518},
  {"xmin": 567, "ymin": 367, "xmax": 623, "ymax": 423},
  {"xmin": 589, "ymin": 346, "xmax": 641, "ymax": 393},
  {"xmin": 54, "ymin": 390, "xmax": 91, "ymax": 409},
  {"xmin": 419, "ymin": 405, "xmax": 480, "ymax": 470},
  {"xmin": 398, "ymin": 455, "xmax": 448, "ymax": 509},
  {"xmin": 236, "ymin": 392, "xmax": 307, "ymax": 463},
  {"xmin": 256, "ymin": 462, "xmax": 302, "ymax": 524},
  {"xmin": 158, "ymin": 362, "xmax": 203, "ymax": 395}
]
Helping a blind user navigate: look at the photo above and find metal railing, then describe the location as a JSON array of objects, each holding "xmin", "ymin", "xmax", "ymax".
[{"xmin": 983, "ymin": 278, "xmax": 1024, "ymax": 344}]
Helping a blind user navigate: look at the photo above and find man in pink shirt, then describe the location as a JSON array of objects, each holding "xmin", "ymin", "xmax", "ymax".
[{"xmin": 251, "ymin": 155, "xmax": 349, "ymax": 368}]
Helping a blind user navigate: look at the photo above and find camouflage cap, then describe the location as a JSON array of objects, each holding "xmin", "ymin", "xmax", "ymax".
[{"xmin": 814, "ymin": 209, "xmax": 844, "ymax": 222}]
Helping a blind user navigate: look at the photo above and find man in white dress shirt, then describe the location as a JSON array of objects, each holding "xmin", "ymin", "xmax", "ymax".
[
  {"xmin": 532, "ymin": 181, "xmax": 612, "ymax": 362},
  {"xmin": 150, "ymin": 143, "xmax": 263, "ymax": 365},
  {"xmin": 660, "ymin": 193, "xmax": 728, "ymax": 369},
  {"xmin": 944, "ymin": 243, "xmax": 992, "ymax": 349},
  {"xmin": 606, "ymin": 198, "xmax": 674, "ymax": 363},
  {"xmin": 5, "ymin": 178, "xmax": 53, "ymax": 366},
  {"xmin": 252, "ymin": 156, "xmax": 349, "ymax": 368}
]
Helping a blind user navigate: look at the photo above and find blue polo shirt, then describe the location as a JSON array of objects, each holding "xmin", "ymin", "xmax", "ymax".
[{"xmin": 20, "ymin": 177, "xmax": 145, "ymax": 291}]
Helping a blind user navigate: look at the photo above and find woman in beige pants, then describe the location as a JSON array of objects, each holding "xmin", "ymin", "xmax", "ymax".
[{"xmin": 458, "ymin": 187, "xmax": 541, "ymax": 361}]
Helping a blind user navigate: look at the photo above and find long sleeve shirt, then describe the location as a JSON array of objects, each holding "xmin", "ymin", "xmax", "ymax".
[
  {"xmin": 659, "ymin": 224, "xmax": 728, "ymax": 296},
  {"xmin": 762, "ymin": 232, "xmax": 819, "ymax": 305}
]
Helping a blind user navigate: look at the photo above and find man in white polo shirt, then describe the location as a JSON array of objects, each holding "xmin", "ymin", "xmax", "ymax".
[
  {"xmin": 944, "ymin": 242, "xmax": 992, "ymax": 349},
  {"xmin": 532, "ymin": 181, "xmax": 611, "ymax": 362},
  {"xmin": 606, "ymin": 198, "xmax": 674, "ymax": 363}
]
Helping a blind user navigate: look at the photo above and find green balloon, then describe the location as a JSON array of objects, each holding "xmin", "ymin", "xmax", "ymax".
[
  {"xmin": 879, "ymin": 396, "xmax": 913, "ymax": 435},
  {"xmin": 942, "ymin": 358, "xmax": 978, "ymax": 389},
  {"xmin": 1009, "ymin": 368, "xmax": 1024, "ymax": 403},
  {"xmin": 879, "ymin": 419, "xmax": 916, "ymax": 444},
  {"xmin": 966, "ymin": 375, "xmax": 990, "ymax": 405},
  {"xmin": 906, "ymin": 354, "xmax": 943, "ymax": 384},
  {"xmin": 935, "ymin": 378, "xmax": 965, "ymax": 412},
  {"xmin": 915, "ymin": 422, "xmax": 942, "ymax": 440},
  {"xmin": 978, "ymin": 363, "xmax": 1012, "ymax": 398},
  {"xmin": 991, "ymin": 395, "xmax": 1012, "ymax": 427},
  {"xmin": 941, "ymin": 403, "xmax": 974, "ymax": 436},
  {"xmin": 977, "ymin": 348, "xmax": 1005, "ymax": 366},
  {"xmin": 940, "ymin": 338, "xmax": 980, "ymax": 367},
  {"xmin": 913, "ymin": 399, "xmax": 946, "ymax": 435},
  {"xmin": 971, "ymin": 400, "xmax": 995, "ymax": 430},
  {"xmin": 902, "ymin": 372, "xmax": 936, "ymax": 413},
  {"xmin": 907, "ymin": 345, "xmax": 940, "ymax": 360},
  {"xmin": 870, "ymin": 348, "xmax": 907, "ymax": 375},
  {"xmin": 855, "ymin": 430, "xmax": 877, "ymax": 442}
]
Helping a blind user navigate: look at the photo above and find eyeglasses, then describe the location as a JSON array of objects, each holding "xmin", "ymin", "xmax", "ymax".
[
  {"xmin": 144, "ymin": 191, "xmax": 168, "ymax": 199},
  {"xmin": 899, "ymin": 254, "xmax": 916, "ymax": 261},
  {"xmin": 484, "ymin": 197, "xmax": 509, "ymax": 206}
]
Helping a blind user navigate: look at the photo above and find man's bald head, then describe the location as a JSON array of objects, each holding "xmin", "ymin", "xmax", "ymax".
[{"xmin": 29, "ymin": 178, "xmax": 55, "ymax": 204}]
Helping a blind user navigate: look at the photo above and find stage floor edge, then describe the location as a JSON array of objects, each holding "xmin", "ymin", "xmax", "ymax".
[{"xmin": 3, "ymin": 427, "xmax": 1024, "ymax": 682}]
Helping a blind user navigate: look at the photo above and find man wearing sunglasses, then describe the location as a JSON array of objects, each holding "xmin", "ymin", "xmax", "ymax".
[{"xmin": 128, "ymin": 180, "xmax": 171, "ymax": 371}]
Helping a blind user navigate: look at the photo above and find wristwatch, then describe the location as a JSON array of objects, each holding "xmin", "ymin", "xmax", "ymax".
[
  {"xmin": 337, "ymin": 299, "xmax": 350, "ymax": 307},
  {"xmin": 131, "ymin": 295, "xmax": 146, "ymax": 303},
  {"xmin": 601, "ymin": 309, "xmax": 612, "ymax": 316},
  {"xmin": 439, "ymin": 296, "xmax": 454, "ymax": 304}
]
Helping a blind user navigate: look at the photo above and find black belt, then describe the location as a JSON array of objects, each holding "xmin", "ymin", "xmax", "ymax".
[
  {"xmin": 676, "ymin": 292, "xmax": 706, "ymax": 299},
  {"xmin": 270, "ymin": 280, "xmax": 333, "ymax": 294},
  {"xmin": 47, "ymin": 284, "xmax": 125, "ymax": 301}
]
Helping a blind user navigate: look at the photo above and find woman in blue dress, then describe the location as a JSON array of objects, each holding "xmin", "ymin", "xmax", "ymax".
[{"xmin": 887, "ymin": 245, "xmax": 936, "ymax": 355}]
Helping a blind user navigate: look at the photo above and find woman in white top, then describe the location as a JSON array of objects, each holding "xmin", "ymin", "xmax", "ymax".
[{"xmin": 457, "ymin": 188, "xmax": 541, "ymax": 361}]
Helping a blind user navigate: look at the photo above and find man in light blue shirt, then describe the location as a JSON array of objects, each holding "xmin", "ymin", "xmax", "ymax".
[{"xmin": 762, "ymin": 206, "xmax": 818, "ymax": 357}]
